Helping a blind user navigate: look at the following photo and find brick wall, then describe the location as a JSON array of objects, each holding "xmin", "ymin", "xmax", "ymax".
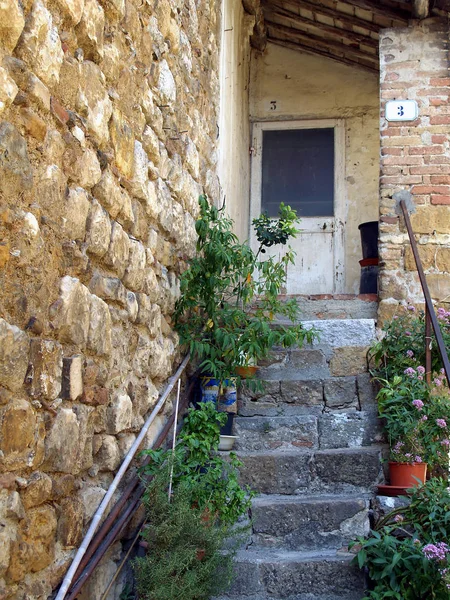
[{"xmin": 379, "ymin": 18, "xmax": 450, "ymax": 322}]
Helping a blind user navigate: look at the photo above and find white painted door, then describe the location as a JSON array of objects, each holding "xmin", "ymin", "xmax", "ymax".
[{"xmin": 250, "ymin": 119, "xmax": 345, "ymax": 295}]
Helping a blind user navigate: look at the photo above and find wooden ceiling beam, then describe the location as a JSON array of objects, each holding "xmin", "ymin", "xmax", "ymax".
[
  {"xmin": 267, "ymin": 20, "xmax": 379, "ymax": 63},
  {"xmin": 269, "ymin": 38, "xmax": 379, "ymax": 71},
  {"xmin": 343, "ymin": 0, "xmax": 410, "ymax": 22},
  {"xmin": 262, "ymin": 0, "xmax": 381, "ymax": 33},
  {"xmin": 264, "ymin": 7, "xmax": 379, "ymax": 48}
]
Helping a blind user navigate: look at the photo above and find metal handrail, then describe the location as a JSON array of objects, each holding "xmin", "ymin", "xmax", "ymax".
[
  {"xmin": 55, "ymin": 353, "xmax": 191, "ymax": 600},
  {"xmin": 399, "ymin": 198, "xmax": 450, "ymax": 385}
]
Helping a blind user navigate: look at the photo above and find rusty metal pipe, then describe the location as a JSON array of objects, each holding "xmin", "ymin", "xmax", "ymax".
[{"xmin": 72, "ymin": 375, "xmax": 196, "ymax": 581}]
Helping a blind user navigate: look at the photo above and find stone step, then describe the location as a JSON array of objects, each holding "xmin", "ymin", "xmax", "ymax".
[
  {"xmin": 234, "ymin": 412, "xmax": 383, "ymax": 452},
  {"xmin": 251, "ymin": 494, "xmax": 369, "ymax": 551},
  {"xmin": 238, "ymin": 446, "xmax": 384, "ymax": 495},
  {"xmin": 284, "ymin": 295, "xmax": 378, "ymax": 321},
  {"xmin": 238, "ymin": 373, "xmax": 377, "ymax": 417},
  {"xmin": 217, "ymin": 547, "xmax": 365, "ymax": 600}
]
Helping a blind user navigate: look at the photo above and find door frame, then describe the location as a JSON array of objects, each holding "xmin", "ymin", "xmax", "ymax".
[{"xmin": 250, "ymin": 118, "xmax": 346, "ymax": 294}]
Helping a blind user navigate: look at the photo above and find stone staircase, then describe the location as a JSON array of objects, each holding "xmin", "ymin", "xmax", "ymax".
[{"xmin": 218, "ymin": 317, "xmax": 386, "ymax": 600}]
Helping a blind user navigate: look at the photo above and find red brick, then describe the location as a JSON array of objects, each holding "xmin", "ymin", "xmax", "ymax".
[
  {"xmin": 408, "ymin": 145, "xmax": 444, "ymax": 155},
  {"xmin": 309, "ymin": 294, "xmax": 333, "ymax": 300},
  {"xmin": 382, "ymin": 156, "xmax": 424, "ymax": 166},
  {"xmin": 431, "ymin": 135, "xmax": 448, "ymax": 144},
  {"xmin": 380, "ymin": 216, "xmax": 398, "ymax": 224},
  {"xmin": 431, "ymin": 195, "xmax": 450, "ymax": 205},
  {"xmin": 430, "ymin": 98, "xmax": 449, "ymax": 106},
  {"xmin": 417, "ymin": 88, "xmax": 450, "ymax": 96},
  {"xmin": 426, "ymin": 156, "xmax": 450, "ymax": 164},
  {"xmin": 430, "ymin": 78, "xmax": 450, "ymax": 86},
  {"xmin": 381, "ymin": 148, "xmax": 403, "ymax": 156},
  {"xmin": 384, "ymin": 72, "xmax": 400, "ymax": 81},
  {"xmin": 430, "ymin": 175, "xmax": 450, "ymax": 184},
  {"xmin": 382, "ymin": 166, "xmax": 402, "ymax": 175},
  {"xmin": 381, "ymin": 175, "xmax": 423, "ymax": 185},
  {"xmin": 412, "ymin": 185, "xmax": 450, "ymax": 194},
  {"xmin": 358, "ymin": 293, "xmax": 378, "ymax": 301},
  {"xmin": 430, "ymin": 116, "xmax": 450, "ymax": 125},
  {"xmin": 410, "ymin": 166, "xmax": 444, "ymax": 175}
]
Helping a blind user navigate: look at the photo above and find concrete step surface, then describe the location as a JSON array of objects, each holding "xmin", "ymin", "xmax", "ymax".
[
  {"xmin": 251, "ymin": 494, "xmax": 370, "ymax": 551},
  {"xmin": 237, "ymin": 446, "xmax": 384, "ymax": 495},
  {"xmin": 217, "ymin": 547, "xmax": 365, "ymax": 600}
]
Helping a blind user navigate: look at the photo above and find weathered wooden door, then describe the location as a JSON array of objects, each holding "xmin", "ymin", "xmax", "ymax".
[{"xmin": 250, "ymin": 119, "xmax": 345, "ymax": 295}]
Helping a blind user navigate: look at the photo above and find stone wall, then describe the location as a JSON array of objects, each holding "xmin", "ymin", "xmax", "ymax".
[
  {"xmin": 0, "ymin": 0, "xmax": 222, "ymax": 596},
  {"xmin": 378, "ymin": 18, "xmax": 450, "ymax": 322}
]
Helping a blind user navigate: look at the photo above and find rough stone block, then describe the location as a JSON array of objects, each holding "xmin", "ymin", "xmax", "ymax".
[
  {"xmin": 52, "ymin": 276, "xmax": 91, "ymax": 348},
  {"xmin": 405, "ymin": 245, "xmax": 436, "ymax": 271},
  {"xmin": 324, "ymin": 377, "xmax": 358, "ymax": 410},
  {"xmin": 104, "ymin": 221, "xmax": 130, "ymax": 278},
  {"xmin": 109, "ymin": 109, "xmax": 134, "ymax": 179},
  {"xmin": 237, "ymin": 451, "xmax": 313, "ymax": 495},
  {"xmin": 92, "ymin": 168, "xmax": 124, "ymax": 220},
  {"xmin": 330, "ymin": 346, "xmax": 368, "ymax": 377},
  {"xmin": 64, "ymin": 187, "xmax": 91, "ymax": 241},
  {"xmin": 88, "ymin": 295, "xmax": 112, "ymax": 356},
  {"xmin": 235, "ymin": 416, "xmax": 319, "ymax": 452},
  {"xmin": 20, "ymin": 471, "xmax": 52, "ymax": 509},
  {"xmin": 61, "ymin": 355, "xmax": 83, "ymax": 400},
  {"xmin": 0, "ymin": 0, "xmax": 25, "ymax": 54},
  {"xmin": 16, "ymin": 0, "xmax": 63, "ymax": 87},
  {"xmin": 427, "ymin": 274, "xmax": 450, "ymax": 301},
  {"xmin": 43, "ymin": 408, "xmax": 80, "ymax": 473},
  {"xmin": 0, "ymin": 319, "xmax": 29, "ymax": 392},
  {"xmin": 89, "ymin": 272, "xmax": 127, "ymax": 306},
  {"xmin": 411, "ymin": 205, "xmax": 450, "ymax": 235},
  {"xmin": 318, "ymin": 412, "xmax": 384, "ymax": 450},
  {"xmin": 280, "ymin": 380, "xmax": 324, "ymax": 406},
  {"xmin": 64, "ymin": 145, "xmax": 102, "ymax": 189},
  {"xmin": 436, "ymin": 247, "xmax": 450, "ymax": 273},
  {"xmin": 123, "ymin": 239, "xmax": 146, "ymax": 292},
  {"xmin": 81, "ymin": 385, "xmax": 109, "ymax": 406},
  {"xmin": 75, "ymin": 0, "xmax": 105, "ymax": 61},
  {"xmin": 357, "ymin": 373, "xmax": 379, "ymax": 409},
  {"xmin": 313, "ymin": 447, "xmax": 383, "ymax": 491},
  {"xmin": 94, "ymin": 434, "xmax": 120, "ymax": 471},
  {"xmin": 6, "ymin": 491, "xmax": 25, "ymax": 520},
  {"xmin": 28, "ymin": 339, "xmax": 63, "ymax": 400},
  {"xmin": 0, "ymin": 122, "xmax": 33, "ymax": 198},
  {"xmin": 85, "ymin": 199, "xmax": 112, "ymax": 257},
  {"xmin": 76, "ymin": 61, "xmax": 112, "ymax": 145},
  {"xmin": 0, "ymin": 67, "xmax": 18, "ymax": 114},
  {"xmin": 107, "ymin": 393, "xmax": 132, "ymax": 434},
  {"xmin": 18, "ymin": 107, "xmax": 47, "ymax": 141},
  {"xmin": 252, "ymin": 495, "xmax": 369, "ymax": 551},
  {"xmin": 304, "ymin": 319, "xmax": 376, "ymax": 348},
  {"xmin": 0, "ymin": 399, "xmax": 40, "ymax": 471},
  {"xmin": 57, "ymin": 497, "xmax": 84, "ymax": 547}
]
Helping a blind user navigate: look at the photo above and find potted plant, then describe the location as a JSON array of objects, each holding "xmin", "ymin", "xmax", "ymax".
[
  {"xmin": 376, "ymin": 367, "xmax": 450, "ymax": 486},
  {"xmin": 141, "ymin": 402, "xmax": 254, "ymax": 526},
  {"xmin": 173, "ymin": 195, "xmax": 317, "ymax": 406}
]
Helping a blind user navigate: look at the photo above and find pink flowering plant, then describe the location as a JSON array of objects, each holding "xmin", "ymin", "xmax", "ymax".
[
  {"xmin": 377, "ymin": 372, "xmax": 450, "ymax": 469},
  {"xmin": 351, "ymin": 478, "xmax": 450, "ymax": 599}
]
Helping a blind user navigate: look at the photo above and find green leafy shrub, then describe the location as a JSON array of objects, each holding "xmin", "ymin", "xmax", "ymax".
[
  {"xmin": 370, "ymin": 306, "xmax": 450, "ymax": 381},
  {"xmin": 351, "ymin": 479, "xmax": 450, "ymax": 600},
  {"xmin": 141, "ymin": 402, "xmax": 253, "ymax": 526},
  {"xmin": 133, "ymin": 468, "xmax": 242, "ymax": 600}
]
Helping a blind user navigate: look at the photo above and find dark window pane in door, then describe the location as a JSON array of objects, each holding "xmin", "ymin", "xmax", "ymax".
[{"xmin": 261, "ymin": 128, "xmax": 334, "ymax": 217}]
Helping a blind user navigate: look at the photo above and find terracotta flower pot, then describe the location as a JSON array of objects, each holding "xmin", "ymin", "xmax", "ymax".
[
  {"xmin": 235, "ymin": 365, "xmax": 258, "ymax": 378},
  {"xmin": 389, "ymin": 461, "xmax": 427, "ymax": 487}
]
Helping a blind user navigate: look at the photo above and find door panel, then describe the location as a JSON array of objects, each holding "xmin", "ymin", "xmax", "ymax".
[{"xmin": 250, "ymin": 120, "xmax": 345, "ymax": 295}]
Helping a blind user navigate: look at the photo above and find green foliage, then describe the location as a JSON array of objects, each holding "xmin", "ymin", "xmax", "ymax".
[
  {"xmin": 133, "ymin": 467, "xmax": 242, "ymax": 600},
  {"xmin": 174, "ymin": 196, "xmax": 317, "ymax": 383},
  {"xmin": 350, "ymin": 479, "xmax": 450, "ymax": 599},
  {"xmin": 377, "ymin": 374, "xmax": 450, "ymax": 469},
  {"xmin": 370, "ymin": 306, "xmax": 450, "ymax": 381},
  {"xmin": 141, "ymin": 402, "xmax": 253, "ymax": 526}
]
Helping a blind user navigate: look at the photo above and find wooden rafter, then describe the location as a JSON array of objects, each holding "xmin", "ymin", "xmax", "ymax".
[
  {"xmin": 262, "ymin": 0, "xmax": 381, "ymax": 34},
  {"xmin": 339, "ymin": 0, "xmax": 410, "ymax": 21},
  {"xmin": 264, "ymin": 7, "xmax": 379, "ymax": 47},
  {"xmin": 267, "ymin": 21, "xmax": 379, "ymax": 63},
  {"xmin": 269, "ymin": 38, "xmax": 379, "ymax": 71}
]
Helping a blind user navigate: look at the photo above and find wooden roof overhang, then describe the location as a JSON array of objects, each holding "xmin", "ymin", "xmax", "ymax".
[{"xmin": 243, "ymin": 0, "xmax": 450, "ymax": 72}]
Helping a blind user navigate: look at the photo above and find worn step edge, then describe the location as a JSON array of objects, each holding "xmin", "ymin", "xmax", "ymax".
[{"xmin": 251, "ymin": 492, "xmax": 372, "ymax": 507}]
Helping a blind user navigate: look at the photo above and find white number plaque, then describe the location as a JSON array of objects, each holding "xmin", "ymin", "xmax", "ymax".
[{"xmin": 385, "ymin": 100, "xmax": 419, "ymax": 122}]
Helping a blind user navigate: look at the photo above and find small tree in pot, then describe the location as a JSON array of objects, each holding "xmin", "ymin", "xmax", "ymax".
[{"xmin": 173, "ymin": 195, "xmax": 317, "ymax": 386}]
